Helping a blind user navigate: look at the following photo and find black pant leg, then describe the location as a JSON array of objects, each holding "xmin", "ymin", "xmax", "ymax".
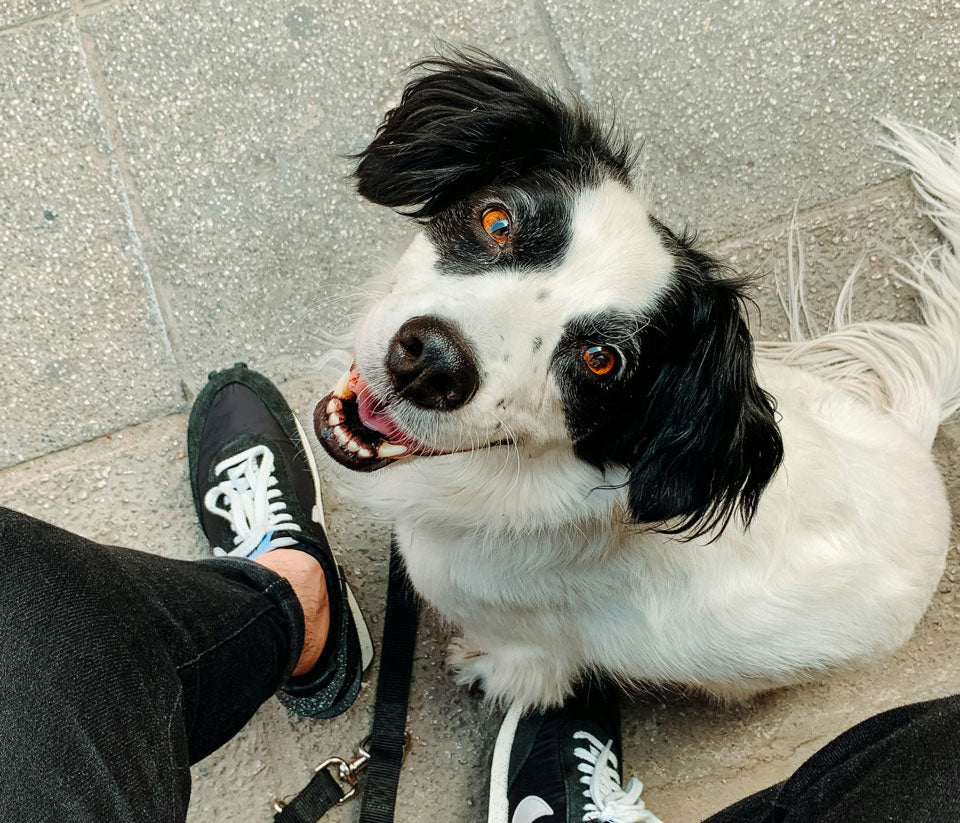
[
  {"xmin": 704, "ymin": 694, "xmax": 960, "ymax": 823},
  {"xmin": 0, "ymin": 507, "xmax": 304, "ymax": 822}
]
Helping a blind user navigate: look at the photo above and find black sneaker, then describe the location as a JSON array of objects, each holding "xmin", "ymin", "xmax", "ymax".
[
  {"xmin": 188, "ymin": 362, "xmax": 373, "ymax": 719},
  {"xmin": 488, "ymin": 681, "xmax": 662, "ymax": 823}
]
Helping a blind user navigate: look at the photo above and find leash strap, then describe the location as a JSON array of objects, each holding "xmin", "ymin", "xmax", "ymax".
[
  {"xmin": 357, "ymin": 539, "xmax": 419, "ymax": 823},
  {"xmin": 273, "ymin": 768, "xmax": 344, "ymax": 822},
  {"xmin": 274, "ymin": 538, "xmax": 419, "ymax": 823}
]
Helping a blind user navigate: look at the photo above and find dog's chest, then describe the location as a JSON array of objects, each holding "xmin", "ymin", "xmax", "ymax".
[{"xmin": 394, "ymin": 523, "xmax": 606, "ymax": 623}]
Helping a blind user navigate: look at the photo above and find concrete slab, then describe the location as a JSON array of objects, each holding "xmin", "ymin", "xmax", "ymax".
[
  {"xmin": 543, "ymin": 0, "xmax": 960, "ymax": 236},
  {"xmin": 0, "ymin": 18, "xmax": 181, "ymax": 468},
  {"xmin": 79, "ymin": 0, "xmax": 558, "ymax": 395},
  {"xmin": 0, "ymin": 413, "xmax": 199, "ymax": 557},
  {"xmin": 0, "ymin": 0, "xmax": 68, "ymax": 30},
  {"xmin": 715, "ymin": 175, "xmax": 940, "ymax": 340}
]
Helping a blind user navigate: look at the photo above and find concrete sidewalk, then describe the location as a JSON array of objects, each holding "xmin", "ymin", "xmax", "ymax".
[{"xmin": 2, "ymin": 1, "xmax": 959, "ymax": 820}]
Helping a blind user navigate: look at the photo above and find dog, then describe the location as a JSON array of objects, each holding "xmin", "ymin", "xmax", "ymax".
[{"xmin": 314, "ymin": 52, "xmax": 960, "ymax": 709}]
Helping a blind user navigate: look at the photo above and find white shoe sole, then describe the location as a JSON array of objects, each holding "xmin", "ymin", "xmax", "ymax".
[{"xmin": 488, "ymin": 701, "xmax": 525, "ymax": 823}]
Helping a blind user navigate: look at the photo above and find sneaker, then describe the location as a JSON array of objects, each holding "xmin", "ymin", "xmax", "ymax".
[
  {"xmin": 488, "ymin": 681, "xmax": 663, "ymax": 823},
  {"xmin": 188, "ymin": 362, "xmax": 373, "ymax": 719}
]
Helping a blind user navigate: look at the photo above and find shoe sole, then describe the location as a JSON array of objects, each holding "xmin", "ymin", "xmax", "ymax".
[
  {"xmin": 293, "ymin": 410, "xmax": 374, "ymax": 673},
  {"xmin": 487, "ymin": 701, "xmax": 525, "ymax": 823}
]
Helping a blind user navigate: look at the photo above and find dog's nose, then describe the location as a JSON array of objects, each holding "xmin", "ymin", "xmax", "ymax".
[{"xmin": 386, "ymin": 315, "xmax": 480, "ymax": 411}]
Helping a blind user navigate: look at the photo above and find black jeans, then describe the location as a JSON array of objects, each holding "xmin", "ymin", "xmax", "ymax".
[
  {"xmin": 0, "ymin": 506, "xmax": 303, "ymax": 821},
  {"xmin": 1, "ymin": 505, "xmax": 958, "ymax": 822}
]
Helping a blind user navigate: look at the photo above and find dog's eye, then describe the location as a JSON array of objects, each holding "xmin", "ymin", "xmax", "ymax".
[
  {"xmin": 583, "ymin": 345, "xmax": 618, "ymax": 376},
  {"xmin": 482, "ymin": 207, "xmax": 511, "ymax": 246}
]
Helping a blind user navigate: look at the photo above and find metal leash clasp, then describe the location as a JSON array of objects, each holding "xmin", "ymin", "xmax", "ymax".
[
  {"xmin": 272, "ymin": 732, "xmax": 413, "ymax": 813},
  {"xmin": 314, "ymin": 739, "xmax": 370, "ymax": 806}
]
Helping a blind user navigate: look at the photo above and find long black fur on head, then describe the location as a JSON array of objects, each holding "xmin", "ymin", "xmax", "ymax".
[
  {"xmin": 567, "ymin": 226, "xmax": 784, "ymax": 539},
  {"xmin": 353, "ymin": 48, "xmax": 632, "ymax": 217},
  {"xmin": 554, "ymin": 221, "xmax": 783, "ymax": 539}
]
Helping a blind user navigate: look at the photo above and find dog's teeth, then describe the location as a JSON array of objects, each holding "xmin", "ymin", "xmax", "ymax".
[
  {"xmin": 326, "ymin": 399, "xmax": 337, "ymax": 415},
  {"xmin": 328, "ymin": 413, "xmax": 342, "ymax": 426},
  {"xmin": 333, "ymin": 370, "xmax": 353, "ymax": 399},
  {"xmin": 346, "ymin": 440, "xmax": 360, "ymax": 453},
  {"xmin": 378, "ymin": 442, "xmax": 409, "ymax": 459},
  {"xmin": 358, "ymin": 447, "xmax": 373, "ymax": 459},
  {"xmin": 334, "ymin": 425, "xmax": 349, "ymax": 445}
]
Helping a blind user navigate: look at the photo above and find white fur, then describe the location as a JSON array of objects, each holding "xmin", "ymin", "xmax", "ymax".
[{"xmin": 334, "ymin": 123, "xmax": 960, "ymax": 709}]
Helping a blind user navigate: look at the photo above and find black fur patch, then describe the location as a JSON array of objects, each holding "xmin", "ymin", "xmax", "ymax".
[
  {"xmin": 426, "ymin": 180, "xmax": 574, "ymax": 274},
  {"xmin": 553, "ymin": 232, "xmax": 783, "ymax": 539},
  {"xmin": 353, "ymin": 49, "xmax": 632, "ymax": 218}
]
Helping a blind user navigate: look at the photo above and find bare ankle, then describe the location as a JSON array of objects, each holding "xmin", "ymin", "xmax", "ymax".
[{"xmin": 254, "ymin": 549, "xmax": 330, "ymax": 676}]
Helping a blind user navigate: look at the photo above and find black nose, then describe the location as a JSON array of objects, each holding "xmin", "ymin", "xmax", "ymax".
[{"xmin": 386, "ymin": 316, "xmax": 480, "ymax": 411}]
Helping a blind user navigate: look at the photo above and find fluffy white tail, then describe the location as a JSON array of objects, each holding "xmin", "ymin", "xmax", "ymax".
[{"xmin": 758, "ymin": 120, "xmax": 960, "ymax": 447}]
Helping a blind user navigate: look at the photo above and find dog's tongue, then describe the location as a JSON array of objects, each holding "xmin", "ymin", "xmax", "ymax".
[{"xmin": 352, "ymin": 368, "xmax": 415, "ymax": 447}]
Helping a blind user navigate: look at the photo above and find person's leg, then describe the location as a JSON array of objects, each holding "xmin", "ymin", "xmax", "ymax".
[
  {"xmin": 703, "ymin": 693, "xmax": 960, "ymax": 823},
  {"xmin": 0, "ymin": 364, "xmax": 371, "ymax": 823},
  {"xmin": 0, "ymin": 506, "xmax": 304, "ymax": 822}
]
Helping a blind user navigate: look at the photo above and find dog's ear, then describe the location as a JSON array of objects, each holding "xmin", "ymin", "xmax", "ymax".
[
  {"xmin": 624, "ymin": 232, "xmax": 783, "ymax": 539},
  {"xmin": 353, "ymin": 49, "xmax": 630, "ymax": 217}
]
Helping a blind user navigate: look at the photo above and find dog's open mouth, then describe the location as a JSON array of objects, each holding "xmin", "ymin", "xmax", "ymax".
[
  {"xmin": 314, "ymin": 364, "xmax": 419, "ymax": 472},
  {"xmin": 315, "ymin": 364, "xmax": 515, "ymax": 472}
]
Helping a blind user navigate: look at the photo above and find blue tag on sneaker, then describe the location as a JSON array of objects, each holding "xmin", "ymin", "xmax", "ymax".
[{"xmin": 248, "ymin": 530, "xmax": 274, "ymax": 559}]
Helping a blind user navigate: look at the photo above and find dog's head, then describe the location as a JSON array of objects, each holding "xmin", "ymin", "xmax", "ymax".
[{"xmin": 316, "ymin": 52, "xmax": 783, "ymax": 538}]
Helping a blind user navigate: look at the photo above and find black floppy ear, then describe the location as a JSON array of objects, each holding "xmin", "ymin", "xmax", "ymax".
[
  {"xmin": 625, "ymin": 233, "xmax": 783, "ymax": 538},
  {"xmin": 353, "ymin": 49, "xmax": 630, "ymax": 217}
]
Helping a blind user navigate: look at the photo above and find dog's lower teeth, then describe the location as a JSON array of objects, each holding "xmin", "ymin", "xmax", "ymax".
[
  {"xmin": 328, "ymin": 413, "xmax": 342, "ymax": 426},
  {"xmin": 347, "ymin": 440, "xmax": 360, "ymax": 453},
  {"xmin": 326, "ymin": 399, "xmax": 337, "ymax": 415},
  {"xmin": 334, "ymin": 425, "xmax": 349, "ymax": 445},
  {"xmin": 378, "ymin": 442, "xmax": 409, "ymax": 459},
  {"xmin": 358, "ymin": 447, "xmax": 373, "ymax": 458}
]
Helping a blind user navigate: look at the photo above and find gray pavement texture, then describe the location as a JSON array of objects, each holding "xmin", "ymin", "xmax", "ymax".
[
  {"xmin": 0, "ymin": 17, "xmax": 181, "ymax": 467},
  {"xmin": 0, "ymin": 0, "xmax": 68, "ymax": 29},
  {"xmin": 1, "ymin": 1, "xmax": 960, "ymax": 821}
]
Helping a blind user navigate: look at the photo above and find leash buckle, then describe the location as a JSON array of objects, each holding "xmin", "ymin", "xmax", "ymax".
[
  {"xmin": 270, "ymin": 746, "xmax": 364, "ymax": 812},
  {"xmin": 272, "ymin": 733, "xmax": 413, "ymax": 812},
  {"xmin": 312, "ymin": 753, "xmax": 363, "ymax": 806}
]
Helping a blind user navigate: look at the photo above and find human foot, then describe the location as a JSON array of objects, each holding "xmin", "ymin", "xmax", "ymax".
[{"xmin": 188, "ymin": 362, "xmax": 372, "ymax": 718}]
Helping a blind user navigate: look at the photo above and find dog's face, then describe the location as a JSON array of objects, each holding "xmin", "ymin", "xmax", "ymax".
[{"xmin": 316, "ymin": 53, "xmax": 783, "ymax": 538}]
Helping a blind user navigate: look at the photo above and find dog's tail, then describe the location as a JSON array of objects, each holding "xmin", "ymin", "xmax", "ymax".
[{"xmin": 758, "ymin": 120, "xmax": 960, "ymax": 448}]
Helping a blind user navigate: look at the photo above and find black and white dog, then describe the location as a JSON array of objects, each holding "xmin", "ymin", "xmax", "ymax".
[{"xmin": 315, "ymin": 53, "xmax": 960, "ymax": 708}]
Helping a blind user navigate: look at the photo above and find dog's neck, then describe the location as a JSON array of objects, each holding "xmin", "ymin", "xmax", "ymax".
[{"xmin": 343, "ymin": 442, "xmax": 631, "ymax": 540}]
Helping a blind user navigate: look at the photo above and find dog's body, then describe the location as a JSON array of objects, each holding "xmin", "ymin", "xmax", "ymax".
[
  {"xmin": 389, "ymin": 357, "xmax": 950, "ymax": 706},
  {"xmin": 317, "ymin": 54, "xmax": 960, "ymax": 708}
]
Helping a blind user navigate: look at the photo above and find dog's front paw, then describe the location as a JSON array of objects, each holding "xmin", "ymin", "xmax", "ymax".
[
  {"xmin": 446, "ymin": 635, "xmax": 487, "ymax": 672},
  {"xmin": 447, "ymin": 636, "xmax": 575, "ymax": 710}
]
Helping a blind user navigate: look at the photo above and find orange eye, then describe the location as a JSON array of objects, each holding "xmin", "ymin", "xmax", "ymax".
[
  {"xmin": 482, "ymin": 207, "xmax": 511, "ymax": 246},
  {"xmin": 583, "ymin": 345, "xmax": 618, "ymax": 376}
]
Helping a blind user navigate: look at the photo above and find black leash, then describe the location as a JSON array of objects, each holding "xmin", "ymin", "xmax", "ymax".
[{"xmin": 274, "ymin": 538, "xmax": 419, "ymax": 823}]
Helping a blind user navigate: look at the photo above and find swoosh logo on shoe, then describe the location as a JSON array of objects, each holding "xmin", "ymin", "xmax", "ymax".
[{"xmin": 511, "ymin": 795, "xmax": 554, "ymax": 823}]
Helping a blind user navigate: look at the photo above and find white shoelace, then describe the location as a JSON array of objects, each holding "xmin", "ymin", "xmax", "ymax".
[
  {"xmin": 203, "ymin": 445, "xmax": 302, "ymax": 558},
  {"xmin": 574, "ymin": 731, "xmax": 663, "ymax": 823}
]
